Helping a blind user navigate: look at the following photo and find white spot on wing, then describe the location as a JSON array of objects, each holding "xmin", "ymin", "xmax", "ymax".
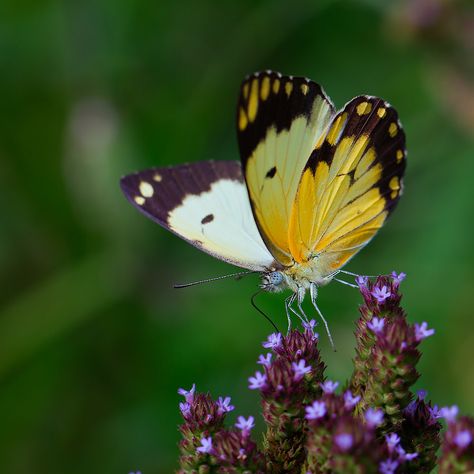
[
  {"xmin": 134, "ymin": 196, "xmax": 145, "ymax": 205},
  {"xmin": 139, "ymin": 181, "xmax": 154, "ymax": 197}
]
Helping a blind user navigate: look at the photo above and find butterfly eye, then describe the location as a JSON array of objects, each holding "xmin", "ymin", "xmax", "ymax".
[
  {"xmin": 269, "ymin": 272, "xmax": 283, "ymax": 285},
  {"xmin": 261, "ymin": 271, "xmax": 285, "ymax": 293}
]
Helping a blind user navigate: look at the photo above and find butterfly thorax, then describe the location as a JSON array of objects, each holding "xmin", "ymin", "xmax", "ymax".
[{"xmin": 261, "ymin": 260, "xmax": 334, "ymax": 293}]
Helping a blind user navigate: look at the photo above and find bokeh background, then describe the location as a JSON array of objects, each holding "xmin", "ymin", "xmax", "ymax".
[{"xmin": 1, "ymin": 0, "xmax": 473, "ymax": 472}]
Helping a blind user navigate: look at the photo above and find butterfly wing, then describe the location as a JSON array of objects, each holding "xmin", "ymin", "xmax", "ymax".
[
  {"xmin": 237, "ymin": 71, "xmax": 335, "ymax": 266},
  {"xmin": 120, "ymin": 160, "xmax": 276, "ymax": 271},
  {"xmin": 288, "ymin": 96, "xmax": 406, "ymax": 275}
]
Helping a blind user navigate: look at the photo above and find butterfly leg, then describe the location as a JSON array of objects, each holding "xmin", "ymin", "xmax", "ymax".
[
  {"xmin": 296, "ymin": 286, "xmax": 310, "ymax": 325},
  {"xmin": 310, "ymin": 282, "xmax": 336, "ymax": 351},
  {"xmin": 339, "ymin": 270, "xmax": 385, "ymax": 278},
  {"xmin": 339, "ymin": 270, "xmax": 359, "ymax": 277},
  {"xmin": 285, "ymin": 291, "xmax": 308, "ymax": 331},
  {"xmin": 284, "ymin": 294, "xmax": 295, "ymax": 333},
  {"xmin": 333, "ymin": 277, "xmax": 358, "ymax": 289}
]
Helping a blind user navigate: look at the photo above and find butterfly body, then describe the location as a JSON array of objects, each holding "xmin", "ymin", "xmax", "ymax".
[{"xmin": 121, "ymin": 71, "xmax": 406, "ymax": 321}]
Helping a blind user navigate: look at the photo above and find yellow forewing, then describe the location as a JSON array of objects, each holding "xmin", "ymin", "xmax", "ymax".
[{"xmin": 237, "ymin": 71, "xmax": 335, "ymax": 266}]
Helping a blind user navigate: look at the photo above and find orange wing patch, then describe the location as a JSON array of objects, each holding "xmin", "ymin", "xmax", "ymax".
[{"xmin": 288, "ymin": 96, "xmax": 406, "ymax": 274}]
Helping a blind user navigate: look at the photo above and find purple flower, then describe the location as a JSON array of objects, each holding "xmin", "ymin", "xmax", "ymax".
[
  {"xmin": 365, "ymin": 408, "xmax": 384, "ymax": 427},
  {"xmin": 344, "ymin": 390, "xmax": 361, "ymax": 409},
  {"xmin": 334, "ymin": 432, "xmax": 353, "ymax": 451},
  {"xmin": 320, "ymin": 380, "xmax": 339, "ymax": 394},
  {"xmin": 292, "ymin": 359, "xmax": 312, "ymax": 380},
  {"xmin": 356, "ymin": 275, "xmax": 369, "ymax": 288},
  {"xmin": 257, "ymin": 353, "xmax": 272, "ymax": 367},
  {"xmin": 305, "ymin": 400, "xmax": 326, "ymax": 420},
  {"xmin": 179, "ymin": 401, "xmax": 191, "ymax": 418},
  {"xmin": 129, "ymin": 472, "xmax": 141, "ymax": 474},
  {"xmin": 302, "ymin": 319, "xmax": 317, "ymax": 333},
  {"xmin": 367, "ymin": 317, "xmax": 385, "ymax": 334},
  {"xmin": 197, "ymin": 436, "xmax": 213, "ymax": 454},
  {"xmin": 391, "ymin": 271, "xmax": 406, "ymax": 284},
  {"xmin": 396, "ymin": 445, "xmax": 418, "ymax": 461},
  {"xmin": 379, "ymin": 459, "xmax": 399, "ymax": 474},
  {"xmin": 386, "ymin": 433, "xmax": 400, "ymax": 453},
  {"xmin": 216, "ymin": 396, "xmax": 234, "ymax": 415},
  {"xmin": 248, "ymin": 371, "xmax": 267, "ymax": 390},
  {"xmin": 440, "ymin": 405, "xmax": 459, "ymax": 423},
  {"xmin": 235, "ymin": 415, "xmax": 255, "ymax": 435},
  {"xmin": 417, "ymin": 389, "xmax": 427, "ymax": 400},
  {"xmin": 454, "ymin": 430, "xmax": 472, "ymax": 449},
  {"xmin": 262, "ymin": 332, "xmax": 282, "ymax": 349},
  {"xmin": 404, "ymin": 399, "xmax": 417, "ymax": 417},
  {"xmin": 429, "ymin": 404, "xmax": 442, "ymax": 421},
  {"xmin": 414, "ymin": 322, "xmax": 435, "ymax": 341},
  {"xmin": 178, "ymin": 383, "xmax": 196, "ymax": 403},
  {"xmin": 372, "ymin": 285, "xmax": 391, "ymax": 303}
]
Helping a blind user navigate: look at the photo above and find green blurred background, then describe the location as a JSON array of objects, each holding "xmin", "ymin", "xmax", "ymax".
[{"xmin": 1, "ymin": 0, "xmax": 473, "ymax": 472}]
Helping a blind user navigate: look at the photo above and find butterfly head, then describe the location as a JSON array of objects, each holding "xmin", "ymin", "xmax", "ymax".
[{"xmin": 260, "ymin": 271, "xmax": 287, "ymax": 293}]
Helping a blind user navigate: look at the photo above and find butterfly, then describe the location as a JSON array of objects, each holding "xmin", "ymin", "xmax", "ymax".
[{"xmin": 120, "ymin": 71, "xmax": 406, "ymax": 332}]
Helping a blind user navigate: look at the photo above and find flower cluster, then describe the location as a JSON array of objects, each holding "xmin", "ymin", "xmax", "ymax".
[
  {"xmin": 176, "ymin": 272, "xmax": 474, "ymax": 473},
  {"xmin": 438, "ymin": 412, "xmax": 474, "ymax": 473},
  {"xmin": 177, "ymin": 384, "xmax": 265, "ymax": 473},
  {"xmin": 351, "ymin": 274, "xmax": 434, "ymax": 432}
]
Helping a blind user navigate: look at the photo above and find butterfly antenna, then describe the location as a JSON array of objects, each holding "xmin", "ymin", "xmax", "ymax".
[
  {"xmin": 251, "ymin": 290, "xmax": 280, "ymax": 334},
  {"xmin": 174, "ymin": 270, "xmax": 256, "ymax": 289}
]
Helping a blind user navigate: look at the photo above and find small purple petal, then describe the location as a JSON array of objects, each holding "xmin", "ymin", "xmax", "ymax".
[
  {"xmin": 391, "ymin": 271, "xmax": 406, "ymax": 284},
  {"xmin": 197, "ymin": 436, "xmax": 213, "ymax": 454},
  {"xmin": 404, "ymin": 399, "xmax": 417, "ymax": 417},
  {"xmin": 235, "ymin": 415, "xmax": 255, "ymax": 434},
  {"xmin": 248, "ymin": 371, "xmax": 267, "ymax": 390},
  {"xmin": 344, "ymin": 390, "xmax": 361, "ymax": 409},
  {"xmin": 262, "ymin": 332, "xmax": 282, "ymax": 349},
  {"xmin": 334, "ymin": 433, "xmax": 353, "ymax": 451},
  {"xmin": 396, "ymin": 445, "xmax": 418, "ymax": 462},
  {"xmin": 429, "ymin": 404, "xmax": 442, "ymax": 422},
  {"xmin": 403, "ymin": 452, "xmax": 419, "ymax": 462},
  {"xmin": 179, "ymin": 401, "xmax": 191, "ymax": 418},
  {"xmin": 320, "ymin": 380, "xmax": 339, "ymax": 394},
  {"xmin": 305, "ymin": 400, "xmax": 326, "ymax": 420},
  {"xmin": 372, "ymin": 285, "xmax": 391, "ymax": 304},
  {"xmin": 454, "ymin": 430, "xmax": 472, "ymax": 449},
  {"xmin": 415, "ymin": 322, "xmax": 435, "ymax": 341},
  {"xmin": 356, "ymin": 275, "xmax": 369, "ymax": 288},
  {"xmin": 216, "ymin": 396, "xmax": 234, "ymax": 415},
  {"xmin": 379, "ymin": 459, "xmax": 399, "ymax": 474},
  {"xmin": 365, "ymin": 408, "xmax": 384, "ymax": 428},
  {"xmin": 257, "ymin": 353, "xmax": 272, "ymax": 367},
  {"xmin": 417, "ymin": 389, "xmax": 427, "ymax": 400},
  {"xmin": 237, "ymin": 448, "xmax": 247, "ymax": 460},
  {"xmin": 440, "ymin": 405, "xmax": 459, "ymax": 423},
  {"xmin": 178, "ymin": 383, "xmax": 196, "ymax": 403},
  {"xmin": 292, "ymin": 359, "xmax": 312, "ymax": 381},
  {"xmin": 367, "ymin": 317, "xmax": 385, "ymax": 334},
  {"xmin": 303, "ymin": 319, "xmax": 317, "ymax": 333},
  {"xmin": 386, "ymin": 433, "xmax": 400, "ymax": 453}
]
